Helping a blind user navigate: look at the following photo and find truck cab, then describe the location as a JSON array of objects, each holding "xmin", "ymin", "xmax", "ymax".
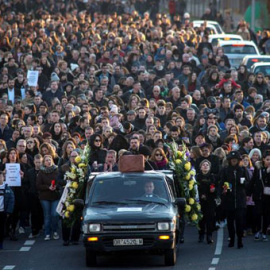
[{"xmin": 80, "ymin": 170, "xmax": 185, "ymax": 267}]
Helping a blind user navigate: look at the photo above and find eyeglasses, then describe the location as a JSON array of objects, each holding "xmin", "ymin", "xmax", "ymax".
[
  {"xmin": 95, "ymin": 139, "xmax": 101, "ymax": 142},
  {"xmin": 27, "ymin": 141, "xmax": 34, "ymax": 144},
  {"xmin": 70, "ymin": 155, "xmax": 77, "ymax": 158},
  {"xmin": 155, "ymin": 153, "xmax": 162, "ymax": 156},
  {"xmin": 257, "ymin": 77, "xmax": 263, "ymax": 79},
  {"xmin": 18, "ymin": 145, "xmax": 26, "ymax": 147}
]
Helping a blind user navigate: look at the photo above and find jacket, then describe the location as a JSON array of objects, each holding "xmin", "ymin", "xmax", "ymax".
[
  {"xmin": 26, "ymin": 167, "xmax": 40, "ymax": 196},
  {"xmin": 0, "ymin": 184, "xmax": 15, "ymax": 213},
  {"xmin": 219, "ymin": 165, "xmax": 249, "ymax": 210},
  {"xmin": 250, "ymin": 162, "xmax": 270, "ymax": 202},
  {"xmin": 196, "ymin": 172, "xmax": 217, "ymax": 207},
  {"xmin": 36, "ymin": 165, "xmax": 60, "ymax": 201}
]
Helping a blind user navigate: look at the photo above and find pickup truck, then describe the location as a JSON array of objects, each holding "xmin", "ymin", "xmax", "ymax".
[{"xmin": 78, "ymin": 170, "xmax": 185, "ymax": 267}]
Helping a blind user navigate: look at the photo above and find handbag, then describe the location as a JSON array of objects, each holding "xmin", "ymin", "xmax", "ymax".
[{"xmin": 260, "ymin": 169, "xmax": 270, "ymax": 196}]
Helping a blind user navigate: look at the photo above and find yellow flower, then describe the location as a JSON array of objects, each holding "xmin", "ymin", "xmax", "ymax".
[
  {"xmin": 189, "ymin": 198, "xmax": 195, "ymax": 205},
  {"xmin": 68, "ymin": 205, "xmax": 75, "ymax": 212},
  {"xmin": 68, "ymin": 173, "xmax": 77, "ymax": 180},
  {"xmin": 191, "ymin": 214, "xmax": 198, "ymax": 221},
  {"xmin": 65, "ymin": 211, "xmax": 70, "ymax": 218},
  {"xmin": 184, "ymin": 162, "xmax": 191, "ymax": 171},
  {"xmin": 78, "ymin": 163, "xmax": 87, "ymax": 168},
  {"xmin": 177, "ymin": 151, "xmax": 182, "ymax": 158},
  {"xmin": 189, "ymin": 179, "xmax": 195, "ymax": 186},
  {"xmin": 196, "ymin": 203, "xmax": 201, "ymax": 211},
  {"xmin": 175, "ymin": 159, "xmax": 182, "ymax": 164},
  {"xmin": 189, "ymin": 184, "xmax": 193, "ymax": 191},
  {"xmin": 75, "ymin": 156, "xmax": 81, "ymax": 163},
  {"xmin": 71, "ymin": 167, "xmax": 76, "ymax": 173},
  {"xmin": 72, "ymin": 182, "xmax": 78, "ymax": 189},
  {"xmin": 190, "ymin": 170, "xmax": 196, "ymax": 176},
  {"xmin": 185, "ymin": 172, "xmax": 191, "ymax": 180},
  {"xmin": 185, "ymin": 205, "xmax": 191, "ymax": 212}
]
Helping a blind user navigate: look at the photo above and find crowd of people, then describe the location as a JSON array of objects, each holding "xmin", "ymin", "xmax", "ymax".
[{"xmin": 1, "ymin": 0, "xmax": 270, "ymax": 251}]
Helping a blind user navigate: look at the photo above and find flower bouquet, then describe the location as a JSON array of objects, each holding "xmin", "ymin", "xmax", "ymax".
[
  {"xmin": 60, "ymin": 143, "xmax": 90, "ymax": 227},
  {"xmin": 168, "ymin": 141, "xmax": 202, "ymax": 227}
]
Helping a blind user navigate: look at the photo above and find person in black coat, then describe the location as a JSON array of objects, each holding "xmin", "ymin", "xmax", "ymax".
[
  {"xmin": 89, "ymin": 134, "xmax": 107, "ymax": 167},
  {"xmin": 197, "ymin": 159, "xmax": 217, "ymax": 244},
  {"xmin": 25, "ymin": 154, "xmax": 44, "ymax": 238},
  {"xmin": 195, "ymin": 143, "xmax": 220, "ymax": 177},
  {"xmin": 219, "ymin": 151, "xmax": 249, "ymax": 248},
  {"xmin": 249, "ymin": 150, "xmax": 270, "ymax": 241}
]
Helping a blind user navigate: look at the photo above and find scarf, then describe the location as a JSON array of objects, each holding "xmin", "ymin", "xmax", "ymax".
[
  {"xmin": 40, "ymin": 165, "xmax": 58, "ymax": 174},
  {"xmin": 155, "ymin": 159, "xmax": 168, "ymax": 169}
]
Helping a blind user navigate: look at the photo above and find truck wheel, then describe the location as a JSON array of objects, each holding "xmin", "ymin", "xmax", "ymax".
[
  {"xmin": 86, "ymin": 249, "xmax": 97, "ymax": 267},
  {"xmin": 164, "ymin": 246, "xmax": 176, "ymax": 266}
]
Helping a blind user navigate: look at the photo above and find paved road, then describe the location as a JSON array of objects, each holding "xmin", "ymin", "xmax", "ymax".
[{"xmin": 0, "ymin": 226, "xmax": 269, "ymax": 270}]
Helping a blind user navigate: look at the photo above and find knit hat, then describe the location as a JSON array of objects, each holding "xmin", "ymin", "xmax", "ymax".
[
  {"xmin": 110, "ymin": 105, "xmax": 119, "ymax": 114},
  {"xmin": 199, "ymin": 159, "xmax": 212, "ymax": 169},
  {"xmin": 50, "ymin": 72, "xmax": 60, "ymax": 82},
  {"xmin": 70, "ymin": 64, "xmax": 79, "ymax": 72},
  {"xmin": 227, "ymin": 151, "xmax": 241, "ymax": 160}
]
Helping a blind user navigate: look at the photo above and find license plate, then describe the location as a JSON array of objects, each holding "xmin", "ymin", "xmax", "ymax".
[{"xmin": 113, "ymin": 238, "xmax": 143, "ymax": 246}]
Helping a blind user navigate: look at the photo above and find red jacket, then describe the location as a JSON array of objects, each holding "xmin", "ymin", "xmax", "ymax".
[{"xmin": 216, "ymin": 78, "xmax": 241, "ymax": 89}]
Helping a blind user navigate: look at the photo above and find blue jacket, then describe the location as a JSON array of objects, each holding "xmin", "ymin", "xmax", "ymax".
[{"xmin": 3, "ymin": 184, "xmax": 15, "ymax": 213}]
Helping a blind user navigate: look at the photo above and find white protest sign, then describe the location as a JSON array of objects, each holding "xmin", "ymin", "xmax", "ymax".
[
  {"xmin": 5, "ymin": 163, "xmax": 21, "ymax": 187},
  {"xmin": 27, "ymin": 70, "xmax": 39, "ymax": 87},
  {"xmin": 56, "ymin": 182, "xmax": 70, "ymax": 217}
]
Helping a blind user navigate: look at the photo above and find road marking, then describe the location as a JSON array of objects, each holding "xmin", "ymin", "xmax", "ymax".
[
  {"xmin": 19, "ymin": 247, "xmax": 31, "ymax": 252},
  {"xmin": 3, "ymin": 266, "xmax": 15, "ymax": 270},
  {"xmin": 211, "ymin": 258, "xmax": 220, "ymax": 265},
  {"xmin": 24, "ymin": 240, "xmax": 35, "ymax": 246},
  {"xmin": 215, "ymin": 227, "xmax": 224, "ymax": 255}
]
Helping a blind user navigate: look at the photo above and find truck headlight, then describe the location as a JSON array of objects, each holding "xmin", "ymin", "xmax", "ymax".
[
  {"xmin": 157, "ymin": 222, "xmax": 170, "ymax": 231},
  {"xmin": 89, "ymin": 224, "xmax": 101, "ymax": 232}
]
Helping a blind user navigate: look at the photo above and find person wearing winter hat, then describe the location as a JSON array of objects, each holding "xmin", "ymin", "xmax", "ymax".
[
  {"xmin": 219, "ymin": 151, "xmax": 249, "ymax": 249},
  {"xmin": 197, "ymin": 159, "xmax": 217, "ymax": 244},
  {"xmin": 50, "ymin": 72, "xmax": 60, "ymax": 82}
]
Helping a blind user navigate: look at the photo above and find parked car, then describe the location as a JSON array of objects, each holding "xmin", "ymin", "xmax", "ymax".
[
  {"xmin": 242, "ymin": 55, "xmax": 270, "ymax": 71},
  {"xmin": 208, "ymin": 34, "xmax": 243, "ymax": 47},
  {"xmin": 192, "ymin": 20, "xmax": 224, "ymax": 34},
  {"xmin": 219, "ymin": 40, "xmax": 260, "ymax": 68},
  {"xmin": 251, "ymin": 62, "xmax": 270, "ymax": 75}
]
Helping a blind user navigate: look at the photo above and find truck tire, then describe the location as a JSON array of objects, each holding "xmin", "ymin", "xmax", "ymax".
[
  {"xmin": 86, "ymin": 249, "xmax": 97, "ymax": 267},
  {"xmin": 164, "ymin": 246, "xmax": 176, "ymax": 266}
]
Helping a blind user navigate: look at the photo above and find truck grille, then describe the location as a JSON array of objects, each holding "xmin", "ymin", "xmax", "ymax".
[{"xmin": 103, "ymin": 223, "xmax": 156, "ymax": 232}]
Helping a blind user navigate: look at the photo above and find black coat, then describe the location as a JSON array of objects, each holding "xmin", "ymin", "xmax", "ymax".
[
  {"xmin": 250, "ymin": 163, "xmax": 270, "ymax": 202},
  {"xmin": 219, "ymin": 165, "xmax": 249, "ymax": 210},
  {"xmin": 197, "ymin": 172, "xmax": 217, "ymax": 207},
  {"xmin": 89, "ymin": 148, "xmax": 107, "ymax": 166},
  {"xmin": 26, "ymin": 167, "xmax": 40, "ymax": 196}
]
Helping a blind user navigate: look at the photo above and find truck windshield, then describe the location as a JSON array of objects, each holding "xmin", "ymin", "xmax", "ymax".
[{"xmin": 89, "ymin": 177, "xmax": 170, "ymax": 205}]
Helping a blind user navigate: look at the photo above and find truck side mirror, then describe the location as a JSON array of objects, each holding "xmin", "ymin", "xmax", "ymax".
[
  {"xmin": 174, "ymin": 198, "xmax": 186, "ymax": 207},
  {"xmin": 74, "ymin": 199, "xmax": 85, "ymax": 208}
]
